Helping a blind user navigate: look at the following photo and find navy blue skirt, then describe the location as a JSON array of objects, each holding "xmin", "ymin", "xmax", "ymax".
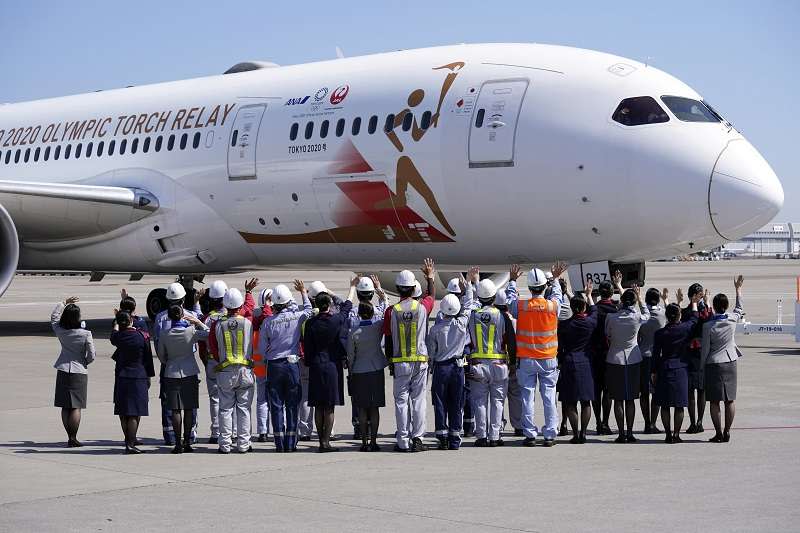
[
  {"xmin": 655, "ymin": 364, "xmax": 689, "ymax": 407},
  {"xmin": 114, "ymin": 377, "xmax": 150, "ymax": 416},
  {"xmin": 308, "ymin": 361, "xmax": 344, "ymax": 407},
  {"xmin": 558, "ymin": 361, "xmax": 595, "ymax": 402}
]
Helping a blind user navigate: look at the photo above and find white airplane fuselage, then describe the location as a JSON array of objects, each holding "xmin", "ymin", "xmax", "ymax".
[{"xmin": 0, "ymin": 43, "xmax": 784, "ymax": 280}]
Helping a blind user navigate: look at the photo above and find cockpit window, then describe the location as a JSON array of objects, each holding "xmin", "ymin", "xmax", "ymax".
[
  {"xmin": 612, "ymin": 97, "xmax": 669, "ymax": 126},
  {"xmin": 660, "ymin": 96, "xmax": 720, "ymax": 123}
]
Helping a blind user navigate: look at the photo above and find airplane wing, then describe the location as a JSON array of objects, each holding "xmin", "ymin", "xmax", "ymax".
[{"xmin": 0, "ymin": 180, "xmax": 158, "ymax": 241}]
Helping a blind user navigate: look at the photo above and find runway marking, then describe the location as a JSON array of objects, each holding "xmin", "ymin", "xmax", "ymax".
[{"xmin": 0, "ymin": 300, "xmax": 118, "ymax": 308}]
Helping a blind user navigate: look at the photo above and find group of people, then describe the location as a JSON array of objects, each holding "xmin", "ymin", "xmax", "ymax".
[{"xmin": 50, "ymin": 258, "xmax": 745, "ymax": 453}]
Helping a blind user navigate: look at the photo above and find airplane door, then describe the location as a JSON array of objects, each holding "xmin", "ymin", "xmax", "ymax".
[
  {"xmin": 227, "ymin": 104, "xmax": 266, "ymax": 180},
  {"xmin": 468, "ymin": 80, "xmax": 528, "ymax": 168}
]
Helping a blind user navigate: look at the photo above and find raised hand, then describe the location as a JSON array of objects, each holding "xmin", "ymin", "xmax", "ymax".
[
  {"xmin": 703, "ymin": 289, "xmax": 710, "ymax": 305},
  {"xmin": 734, "ymin": 275, "xmax": 744, "ymax": 290},
  {"xmin": 584, "ymin": 278, "xmax": 594, "ymax": 295},
  {"xmin": 421, "ymin": 258, "xmax": 436, "ymax": 279},
  {"xmin": 293, "ymin": 279, "xmax": 305, "ymax": 293},
  {"xmin": 509, "ymin": 264, "xmax": 522, "ymax": 282},
  {"xmin": 676, "ymin": 288, "xmax": 684, "ymax": 305},
  {"xmin": 370, "ymin": 274, "xmax": 381, "ymax": 289},
  {"xmin": 351, "ymin": 275, "xmax": 361, "ymax": 287},
  {"xmin": 458, "ymin": 273, "xmax": 468, "ymax": 293},
  {"xmin": 612, "ymin": 270, "xmax": 623, "ymax": 288},
  {"xmin": 661, "ymin": 287, "xmax": 669, "ymax": 302},
  {"xmin": 120, "ymin": 288, "xmax": 129, "ymax": 299},
  {"xmin": 551, "ymin": 261, "xmax": 568, "ymax": 278},
  {"xmin": 633, "ymin": 285, "xmax": 642, "ymax": 301},
  {"xmin": 65, "ymin": 296, "xmax": 80, "ymax": 305},
  {"xmin": 468, "ymin": 266, "xmax": 480, "ymax": 284},
  {"xmin": 244, "ymin": 278, "xmax": 259, "ymax": 292}
]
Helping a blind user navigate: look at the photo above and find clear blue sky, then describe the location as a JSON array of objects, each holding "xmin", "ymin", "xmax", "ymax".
[{"xmin": 1, "ymin": 0, "xmax": 797, "ymax": 220}]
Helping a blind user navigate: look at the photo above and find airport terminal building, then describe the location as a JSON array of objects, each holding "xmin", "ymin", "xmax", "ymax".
[{"xmin": 722, "ymin": 222, "xmax": 800, "ymax": 258}]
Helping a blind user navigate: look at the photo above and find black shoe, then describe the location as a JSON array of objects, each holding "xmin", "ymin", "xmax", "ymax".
[
  {"xmin": 570, "ymin": 435, "xmax": 580, "ymax": 444},
  {"xmin": 722, "ymin": 432, "xmax": 731, "ymax": 443},
  {"xmin": 125, "ymin": 446, "xmax": 144, "ymax": 454},
  {"xmin": 665, "ymin": 434, "xmax": 674, "ymax": 444},
  {"xmin": 491, "ymin": 439, "xmax": 505, "ymax": 447},
  {"xmin": 651, "ymin": 426, "xmax": 664, "ymax": 434},
  {"xmin": 625, "ymin": 433, "xmax": 638, "ymax": 443},
  {"xmin": 370, "ymin": 442, "xmax": 381, "ymax": 452},
  {"xmin": 523, "ymin": 437, "xmax": 536, "ymax": 447},
  {"xmin": 208, "ymin": 437, "xmax": 218, "ymax": 445},
  {"xmin": 463, "ymin": 428, "xmax": 475, "ymax": 438},
  {"xmin": 67, "ymin": 439, "xmax": 82, "ymax": 448},
  {"xmin": 514, "ymin": 429, "xmax": 524, "ymax": 437},
  {"xmin": 672, "ymin": 434, "xmax": 683, "ymax": 443},
  {"xmin": 474, "ymin": 438, "xmax": 489, "ymax": 447},
  {"xmin": 217, "ymin": 448, "xmax": 230, "ymax": 454},
  {"xmin": 437, "ymin": 439, "xmax": 448, "ymax": 450},
  {"xmin": 393, "ymin": 444, "xmax": 408, "ymax": 453},
  {"xmin": 695, "ymin": 423, "xmax": 705, "ymax": 433},
  {"xmin": 614, "ymin": 435, "xmax": 627, "ymax": 444},
  {"xmin": 686, "ymin": 424, "xmax": 698, "ymax": 434},
  {"xmin": 558, "ymin": 425, "xmax": 569, "ymax": 437},
  {"xmin": 709, "ymin": 433, "xmax": 723, "ymax": 443},
  {"xmin": 542, "ymin": 439, "xmax": 556, "ymax": 447},
  {"xmin": 359, "ymin": 444, "xmax": 370, "ymax": 452},
  {"xmin": 601, "ymin": 423, "xmax": 614, "ymax": 435},
  {"xmin": 578, "ymin": 433, "xmax": 587, "ymax": 444},
  {"xmin": 354, "ymin": 427, "xmax": 362, "ymax": 440},
  {"xmin": 171, "ymin": 445, "xmax": 183, "ymax": 454},
  {"xmin": 257, "ymin": 434, "xmax": 267, "ymax": 443},
  {"xmin": 411, "ymin": 437, "xmax": 427, "ymax": 452},
  {"xmin": 134, "ymin": 439, "xmax": 144, "ymax": 446},
  {"xmin": 183, "ymin": 443, "xmax": 194, "ymax": 453},
  {"xmin": 448, "ymin": 443, "xmax": 460, "ymax": 450},
  {"xmin": 299, "ymin": 435, "xmax": 312, "ymax": 442}
]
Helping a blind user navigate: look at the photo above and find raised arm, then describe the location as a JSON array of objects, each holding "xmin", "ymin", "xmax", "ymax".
[
  {"xmin": 506, "ymin": 264, "xmax": 522, "ymax": 318},
  {"xmin": 421, "ymin": 258, "xmax": 436, "ymax": 300},
  {"xmin": 733, "ymin": 275, "xmax": 744, "ymax": 315}
]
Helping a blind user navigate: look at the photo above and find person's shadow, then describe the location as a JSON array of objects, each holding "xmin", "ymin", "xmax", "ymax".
[
  {"xmin": 0, "ymin": 319, "xmax": 115, "ymax": 338},
  {"xmin": 1, "ymin": 438, "xmax": 162, "ymax": 455}
]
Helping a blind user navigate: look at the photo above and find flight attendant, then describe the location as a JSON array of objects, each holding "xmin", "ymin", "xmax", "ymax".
[
  {"xmin": 590, "ymin": 273, "xmax": 623, "ymax": 435},
  {"xmin": 637, "ymin": 288, "xmax": 669, "ymax": 433},
  {"xmin": 682, "ymin": 282, "xmax": 712, "ymax": 434}
]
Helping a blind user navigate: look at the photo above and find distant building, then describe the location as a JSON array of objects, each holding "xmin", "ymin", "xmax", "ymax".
[{"xmin": 722, "ymin": 222, "xmax": 799, "ymax": 258}]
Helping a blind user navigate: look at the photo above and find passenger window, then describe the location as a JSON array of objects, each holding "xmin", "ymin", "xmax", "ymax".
[
  {"xmin": 24, "ymin": 148, "xmax": 31, "ymax": 163},
  {"xmin": 75, "ymin": 143, "xmax": 82, "ymax": 158},
  {"xmin": 320, "ymin": 120, "xmax": 329, "ymax": 139},
  {"xmin": 336, "ymin": 118, "xmax": 345, "ymax": 137},
  {"xmin": 475, "ymin": 109, "xmax": 485, "ymax": 128},
  {"xmin": 143, "ymin": 137, "xmax": 151, "ymax": 153},
  {"xmin": 612, "ymin": 96, "xmax": 669, "ymax": 126},
  {"xmin": 289, "ymin": 122, "xmax": 299, "ymax": 141},
  {"xmin": 167, "ymin": 135, "xmax": 175, "ymax": 151},
  {"xmin": 660, "ymin": 96, "xmax": 719, "ymax": 123},
  {"xmin": 368, "ymin": 115, "xmax": 378, "ymax": 134},
  {"xmin": 193, "ymin": 132, "xmax": 201, "ymax": 149},
  {"xmin": 155, "ymin": 136, "xmax": 163, "ymax": 152},
  {"xmin": 4, "ymin": 150, "xmax": 10, "ymax": 164},
  {"xmin": 86, "ymin": 142, "xmax": 93, "ymax": 158},
  {"xmin": 107, "ymin": 140, "xmax": 115, "ymax": 156},
  {"xmin": 65, "ymin": 144, "xmax": 72, "ymax": 159},
  {"xmin": 44, "ymin": 146, "xmax": 50, "ymax": 161},
  {"xmin": 352, "ymin": 117, "xmax": 361, "ymax": 135},
  {"xmin": 131, "ymin": 138, "xmax": 138, "ymax": 154},
  {"xmin": 55, "ymin": 145, "xmax": 62, "ymax": 160},
  {"xmin": 384, "ymin": 114, "xmax": 395, "ymax": 132},
  {"xmin": 119, "ymin": 139, "xmax": 127, "ymax": 155},
  {"xmin": 420, "ymin": 111, "xmax": 432, "ymax": 130},
  {"xmin": 34, "ymin": 147, "xmax": 40, "ymax": 162},
  {"xmin": 180, "ymin": 133, "xmax": 188, "ymax": 150},
  {"xmin": 402, "ymin": 111, "xmax": 413, "ymax": 132},
  {"xmin": 305, "ymin": 121, "xmax": 314, "ymax": 140},
  {"xmin": 14, "ymin": 149, "xmax": 20, "ymax": 163},
  {"xmin": 96, "ymin": 141, "xmax": 104, "ymax": 157}
]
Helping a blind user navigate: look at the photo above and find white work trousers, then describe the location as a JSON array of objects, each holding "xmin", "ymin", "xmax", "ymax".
[
  {"xmin": 393, "ymin": 361, "xmax": 428, "ymax": 449},
  {"xmin": 470, "ymin": 361, "xmax": 509, "ymax": 440},
  {"xmin": 517, "ymin": 357, "xmax": 559, "ymax": 440},
  {"xmin": 297, "ymin": 363, "xmax": 314, "ymax": 437},
  {"xmin": 255, "ymin": 375, "xmax": 270, "ymax": 435},
  {"xmin": 217, "ymin": 366, "xmax": 255, "ymax": 452},
  {"xmin": 206, "ymin": 360, "xmax": 237, "ymax": 438}
]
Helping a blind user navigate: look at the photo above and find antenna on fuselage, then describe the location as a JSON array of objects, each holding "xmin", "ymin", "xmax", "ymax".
[{"xmin": 335, "ymin": 46, "xmax": 345, "ymax": 59}]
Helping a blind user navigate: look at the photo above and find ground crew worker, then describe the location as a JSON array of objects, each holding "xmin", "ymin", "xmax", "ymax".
[
  {"xmin": 199, "ymin": 280, "xmax": 229, "ymax": 444},
  {"xmin": 251, "ymin": 288, "xmax": 273, "ymax": 442},
  {"xmin": 505, "ymin": 262, "xmax": 568, "ymax": 446},
  {"xmin": 468, "ymin": 279, "xmax": 509, "ymax": 447},
  {"xmin": 427, "ymin": 287, "xmax": 471, "ymax": 450},
  {"xmin": 388, "ymin": 262, "xmax": 434, "ymax": 452},
  {"xmin": 153, "ymin": 282, "xmax": 201, "ymax": 446},
  {"xmin": 494, "ymin": 290, "xmax": 522, "ymax": 436},
  {"xmin": 259, "ymin": 281, "xmax": 313, "ymax": 452},
  {"xmin": 208, "ymin": 289, "xmax": 255, "ymax": 454}
]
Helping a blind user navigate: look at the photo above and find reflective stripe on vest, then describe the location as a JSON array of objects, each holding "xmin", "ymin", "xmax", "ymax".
[
  {"xmin": 469, "ymin": 307, "xmax": 506, "ymax": 360},
  {"xmin": 215, "ymin": 315, "xmax": 253, "ymax": 372},
  {"xmin": 391, "ymin": 300, "xmax": 426, "ymax": 363},
  {"xmin": 516, "ymin": 298, "xmax": 558, "ymax": 359}
]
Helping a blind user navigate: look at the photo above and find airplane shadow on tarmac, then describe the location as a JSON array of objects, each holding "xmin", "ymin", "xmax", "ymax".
[{"xmin": 0, "ymin": 319, "xmax": 114, "ymax": 337}]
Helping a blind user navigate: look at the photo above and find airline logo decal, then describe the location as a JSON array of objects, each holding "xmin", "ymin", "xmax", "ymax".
[
  {"xmin": 285, "ymin": 95, "xmax": 310, "ymax": 106},
  {"xmin": 329, "ymin": 85, "xmax": 349, "ymax": 105}
]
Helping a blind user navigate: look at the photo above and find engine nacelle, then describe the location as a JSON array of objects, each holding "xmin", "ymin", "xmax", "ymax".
[{"xmin": 0, "ymin": 203, "xmax": 20, "ymax": 297}]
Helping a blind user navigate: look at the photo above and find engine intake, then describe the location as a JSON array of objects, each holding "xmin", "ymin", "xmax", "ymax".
[{"xmin": 0, "ymin": 203, "xmax": 19, "ymax": 297}]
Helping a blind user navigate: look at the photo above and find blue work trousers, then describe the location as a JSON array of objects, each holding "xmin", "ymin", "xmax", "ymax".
[
  {"xmin": 432, "ymin": 360, "xmax": 465, "ymax": 447},
  {"xmin": 267, "ymin": 359, "xmax": 300, "ymax": 451}
]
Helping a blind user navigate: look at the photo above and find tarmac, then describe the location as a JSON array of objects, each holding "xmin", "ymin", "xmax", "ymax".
[{"xmin": 0, "ymin": 260, "xmax": 798, "ymax": 532}]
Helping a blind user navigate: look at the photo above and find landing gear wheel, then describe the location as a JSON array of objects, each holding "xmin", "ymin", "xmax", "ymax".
[{"xmin": 146, "ymin": 288, "xmax": 168, "ymax": 320}]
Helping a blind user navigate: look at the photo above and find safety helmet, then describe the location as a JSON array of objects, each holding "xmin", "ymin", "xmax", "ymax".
[
  {"xmin": 395, "ymin": 270, "xmax": 416, "ymax": 288},
  {"xmin": 223, "ymin": 288, "xmax": 245, "ymax": 309},
  {"xmin": 412, "ymin": 280, "xmax": 422, "ymax": 298},
  {"xmin": 208, "ymin": 280, "xmax": 228, "ymax": 299},
  {"xmin": 440, "ymin": 294, "xmax": 461, "ymax": 316},
  {"xmin": 272, "ymin": 284, "xmax": 293, "ymax": 305},
  {"xmin": 527, "ymin": 268, "xmax": 548, "ymax": 289},
  {"xmin": 477, "ymin": 279, "xmax": 497, "ymax": 299},
  {"xmin": 356, "ymin": 277, "xmax": 375, "ymax": 292},
  {"xmin": 446, "ymin": 278, "xmax": 461, "ymax": 294},
  {"xmin": 166, "ymin": 282, "xmax": 186, "ymax": 301},
  {"xmin": 258, "ymin": 288, "xmax": 273, "ymax": 307},
  {"xmin": 494, "ymin": 291, "xmax": 508, "ymax": 306},
  {"xmin": 308, "ymin": 281, "xmax": 329, "ymax": 299}
]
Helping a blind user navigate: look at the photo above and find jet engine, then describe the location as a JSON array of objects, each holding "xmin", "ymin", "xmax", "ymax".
[{"xmin": 0, "ymin": 203, "xmax": 19, "ymax": 297}]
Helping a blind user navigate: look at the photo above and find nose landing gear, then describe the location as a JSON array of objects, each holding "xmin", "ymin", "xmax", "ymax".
[{"xmin": 145, "ymin": 274, "xmax": 206, "ymax": 319}]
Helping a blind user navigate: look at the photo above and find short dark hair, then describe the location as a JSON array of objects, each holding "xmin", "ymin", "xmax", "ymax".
[
  {"xmin": 570, "ymin": 295, "xmax": 587, "ymax": 315},
  {"xmin": 688, "ymin": 283, "xmax": 703, "ymax": 299},
  {"xmin": 713, "ymin": 293, "xmax": 729, "ymax": 314},
  {"xmin": 358, "ymin": 301, "xmax": 374, "ymax": 320},
  {"xmin": 529, "ymin": 286, "xmax": 545, "ymax": 295},
  {"xmin": 665, "ymin": 303, "xmax": 681, "ymax": 323},
  {"xmin": 316, "ymin": 293, "xmax": 332, "ymax": 313},
  {"xmin": 210, "ymin": 297, "xmax": 224, "ymax": 309},
  {"xmin": 621, "ymin": 289, "xmax": 636, "ymax": 307},
  {"xmin": 397, "ymin": 286, "xmax": 414, "ymax": 298},
  {"xmin": 598, "ymin": 281, "xmax": 614, "ymax": 299},
  {"xmin": 478, "ymin": 296, "xmax": 494, "ymax": 306},
  {"xmin": 116, "ymin": 310, "xmax": 131, "ymax": 329},
  {"xmin": 167, "ymin": 304, "xmax": 183, "ymax": 322},
  {"xmin": 119, "ymin": 296, "xmax": 136, "ymax": 313},
  {"xmin": 645, "ymin": 288, "xmax": 661, "ymax": 306},
  {"xmin": 59, "ymin": 304, "xmax": 82, "ymax": 330}
]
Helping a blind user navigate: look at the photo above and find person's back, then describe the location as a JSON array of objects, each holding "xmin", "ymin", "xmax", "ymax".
[
  {"xmin": 158, "ymin": 325, "xmax": 204, "ymax": 377},
  {"xmin": 348, "ymin": 319, "xmax": 387, "ymax": 374},
  {"xmin": 427, "ymin": 313, "xmax": 469, "ymax": 362},
  {"xmin": 390, "ymin": 298, "xmax": 429, "ymax": 362},
  {"xmin": 51, "ymin": 303, "xmax": 95, "ymax": 373},
  {"xmin": 639, "ymin": 305, "xmax": 667, "ymax": 358},
  {"xmin": 111, "ymin": 328, "xmax": 154, "ymax": 378},
  {"xmin": 261, "ymin": 301, "xmax": 313, "ymax": 360},
  {"xmin": 605, "ymin": 304, "xmax": 650, "ymax": 365},
  {"xmin": 558, "ymin": 306, "xmax": 597, "ymax": 365},
  {"xmin": 304, "ymin": 303, "xmax": 352, "ymax": 366},
  {"xmin": 702, "ymin": 294, "xmax": 743, "ymax": 366}
]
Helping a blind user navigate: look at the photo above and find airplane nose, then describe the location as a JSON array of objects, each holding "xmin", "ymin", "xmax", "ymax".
[{"xmin": 708, "ymin": 139, "xmax": 784, "ymax": 241}]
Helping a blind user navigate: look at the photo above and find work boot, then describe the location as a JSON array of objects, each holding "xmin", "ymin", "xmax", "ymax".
[
  {"xmin": 513, "ymin": 429, "xmax": 524, "ymax": 437},
  {"xmin": 411, "ymin": 437, "xmax": 427, "ymax": 452},
  {"xmin": 171, "ymin": 444, "xmax": 183, "ymax": 454},
  {"xmin": 393, "ymin": 444, "xmax": 409, "ymax": 453},
  {"xmin": 183, "ymin": 443, "xmax": 194, "ymax": 453},
  {"xmin": 208, "ymin": 436, "xmax": 218, "ymax": 445},
  {"xmin": 542, "ymin": 439, "xmax": 556, "ymax": 447},
  {"xmin": 474, "ymin": 438, "xmax": 489, "ymax": 447},
  {"xmin": 523, "ymin": 437, "xmax": 536, "ymax": 447},
  {"xmin": 491, "ymin": 439, "xmax": 505, "ymax": 447},
  {"xmin": 299, "ymin": 435, "xmax": 312, "ymax": 442},
  {"xmin": 257, "ymin": 434, "xmax": 267, "ymax": 443},
  {"xmin": 437, "ymin": 438, "xmax": 448, "ymax": 450},
  {"xmin": 695, "ymin": 422, "xmax": 705, "ymax": 433}
]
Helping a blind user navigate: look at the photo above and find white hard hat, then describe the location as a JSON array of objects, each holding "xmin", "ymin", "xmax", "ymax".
[
  {"xmin": 308, "ymin": 281, "xmax": 329, "ymax": 299},
  {"xmin": 412, "ymin": 280, "xmax": 422, "ymax": 298},
  {"xmin": 494, "ymin": 291, "xmax": 508, "ymax": 306},
  {"xmin": 166, "ymin": 282, "xmax": 186, "ymax": 301},
  {"xmin": 272, "ymin": 284, "xmax": 293, "ymax": 305},
  {"xmin": 527, "ymin": 268, "xmax": 548, "ymax": 288},
  {"xmin": 446, "ymin": 277, "xmax": 461, "ymax": 294},
  {"xmin": 477, "ymin": 279, "xmax": 497, "ymax": 299},
  {"xmin": 356, "ymin": 277, "xmax": 374, "ymax": 292},
  {"xmin": 208, "ymin": 280, "xmax": 228, "ymax": 299},
  {"xmin": 440, "ymin": 294, "xmax": 461, "ymax": 316},
  {"xmin": 395, "ymin": 270, "xmax": 416, "ymax": 287},
  {"xmin": 258, "ymin": 288, "xmax": 273, "ymax": 307},
  {"xmin": 223, "ymin": 288, "xmax": 245, "ymax": 309}
]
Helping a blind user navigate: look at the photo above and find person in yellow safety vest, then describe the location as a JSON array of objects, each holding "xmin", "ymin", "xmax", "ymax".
[
  {"xmin": 467, "ymin": 279, "xmax": 509, "ymax": 447},
  {"xmin": 207, "ymin": 288, "xmax": 255, "ymax": 454},
  {"xmin": 252, "ymin": 288, "xmax": 273, "ymax": 442},
  {"xmin": 505, "ymin": 261, "xmax": 569, "ymax": 447}
]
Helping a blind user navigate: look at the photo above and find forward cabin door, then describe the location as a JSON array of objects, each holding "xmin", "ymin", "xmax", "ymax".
[
  {"xmin": 468, "ymin": 79, "xmax": 528, "ymax": 168},
  {"xmin": 227, "ymin": 104, "xmax": 266, "ymax": 180}
]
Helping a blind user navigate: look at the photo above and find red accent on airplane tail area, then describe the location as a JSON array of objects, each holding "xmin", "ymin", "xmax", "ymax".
[{"xmin": 326, "ymin": 139, "xmax": 374, "ymax": 175}]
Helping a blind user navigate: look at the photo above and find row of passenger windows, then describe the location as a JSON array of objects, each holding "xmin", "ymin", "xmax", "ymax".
[
  {"xmin": 289, "ymin": 111, "xmax": 433, "ymax": 141},
  {"xmin": 0, "ymin": 131, "xmax": 207, "ymax": 165},
  {"xmin": 612, "ymin": 95, "xmax": 724, "ymax": 127}
]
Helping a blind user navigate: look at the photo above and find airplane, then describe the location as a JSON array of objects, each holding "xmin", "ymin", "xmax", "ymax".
[{"xmin": 0, "ymin": 43, "xmax": 784, "ymax": 317}]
